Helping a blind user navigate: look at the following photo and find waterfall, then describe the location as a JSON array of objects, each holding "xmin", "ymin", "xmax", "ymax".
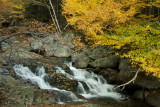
[
  {"xmin": 13, "ymin": 62, "xmax": 125, "ymax": 104},
  {"xmin": 13, "ymin": 64, "xmax": 83, "ymax": 104},
  {"xmin": 56, "ymin": 62, "xmax": 124, "ymax": 100}
]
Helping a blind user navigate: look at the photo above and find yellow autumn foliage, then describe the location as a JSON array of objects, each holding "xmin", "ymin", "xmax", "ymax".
[
  {"xmin": 94, "ymin": 21, "xmax": 160, "ymax": 78},
  {"xmin": 0, "ymin": 0, "xmax": 28, "ymax": 20},
  {"xmin": 62, "ymin": 0, "xmax": 142, "ymax": 40}
]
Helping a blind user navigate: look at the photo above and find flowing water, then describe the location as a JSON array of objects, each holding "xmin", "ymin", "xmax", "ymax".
[
  {"xmin": 56, "ymin": 62, "xmax": 124, "ymax": 100},
  {"xmin": 13, "ymin": 62, "xmax": 150, "ymax": 106},
  {"xmin": 13, "ymin": 64, "xmax": 82, "ymax": 104}
]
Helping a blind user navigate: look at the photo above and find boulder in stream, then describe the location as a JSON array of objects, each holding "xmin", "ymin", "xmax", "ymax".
[
  {"xmin": 72, "ymin": 52, "xmax": 91, "ymax": 68},
  {"xmin": 146, "ymin": 90, "xmax": 160, "ymax": 107},
  {"xmin": 89, "ymin": 55, "xmax": 120, "ymax": 68},
  {"xmin": 117, "ymin": 59, "xmax": 160, "ymax": 90}
]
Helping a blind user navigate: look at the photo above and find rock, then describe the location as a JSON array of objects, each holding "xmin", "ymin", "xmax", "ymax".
[
  {"xmin": 3, "ymin": 48, "xmax": 42, "ymax": 60},
  {"xmin": 89, "ymin": 55, "xmax": 120, "ymax": 68},
  {"xmin": 133, "ymin": 90, "xmax": 149, "ymax": 100},
  {"xmin": 72, "ymin": 52, "xmax": 91, "ymax": 68},
  {"xmin": 49, "ymin": 74, "xmax": 78, "ymax": 92},
  {"xmin": 31, "ymin": 40, "xmax": 43, "ymax": 50},
  {"xmin": 33, "ymin": 89, "xmax": 54, "ymax": 105},
  {"xmin": 0, "ymin": 75, "xmax": 34, "ymax": 106},
  {"xmin": 1, "ymin": 42, "xmax": 10, "ymax": 51},
  {"xmin": 0, "ymin": 75, "xmax": 56, "ymax": 106},
  {"xmin": 42, "ymin": 35, "xmax": 57, "ymax": 43},
  {"xmin": 146, "ymin": 90, "xmax": 160, "ymax": 107},
  {"xmin": 44, "ymin": 43, "xmax": 55, "ymax": 56},
  {"xmin": 99, "ymin": 68, "xmax": 119, "ymax": 84},
  {"xmin": 88, "ymin": 47, "xmax": 110, "ymax": 60},
  {"xmin": 54, "ymin": 46, "xmax": 72, "ymax": 58},
  {"xmin": 0, "ymin": 54, "xmax": 6, "ymax": 65},
  {"xmin": 83, "ymin": 48, "xmax": 92, "ymax": 56},
  {"xmin": 117, "ymin": 59, "xmax": 160, "ymax": 90},
  {"xmin": 44, "ymin": 42, "xmax": 72, "ymax": 57}
]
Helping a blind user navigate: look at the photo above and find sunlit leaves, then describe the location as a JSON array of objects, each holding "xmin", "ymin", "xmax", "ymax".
[
  {"xmin": 62, "ymin": 0, "xmax": 142, "ymax": 42},
  {"xmin": 94, "ymin": 21, "xmax": 160, "ymax": 78}
]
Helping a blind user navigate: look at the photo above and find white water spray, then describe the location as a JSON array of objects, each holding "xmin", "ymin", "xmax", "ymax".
[
  {"xmin": 13, "ymin": 64, "xmax": 82, "ymax": 103},
  {"xmin": 56, "ymin": 62, "xmax": 125, "ymax": 100},
  {"xmin": 13, "ymin": 62, "xmax": 124, "ymax": 104}
]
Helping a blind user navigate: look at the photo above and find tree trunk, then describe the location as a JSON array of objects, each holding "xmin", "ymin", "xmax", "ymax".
[{"xmin": 49, "ymin": 0, "xmax": 61, "ymax": 34}]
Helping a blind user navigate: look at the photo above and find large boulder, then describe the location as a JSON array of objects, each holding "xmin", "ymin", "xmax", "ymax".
[
  {"xmin": 31, "ymin": 40, "xmax": 43, "ymax": 50},
  {"xmin": 0, "ymin": 75, "xmax": 57, "ymax": 106},
  {"xmin": 0, "ymin": 75, "xmax": 34, "ymax": 106},
  {"xmin": 117, "ymin": 59, "xmax": 160, "ymax": 90},
  {"xmin": 133, "ymin": 90, "xmax": 149, "ymax": 100},
  {"xmin": 3, "ymin": 48, "xmax": 42, "ymax": 60},
  {"xmin": 53, "ymin": 45, "xmax": 72, "ymax": 58},
  {"xmin": 146, "ymin": 90, "xmax": 160, "ymax": 107},
  {"xmin": 44, "ymin": 42, "xmax": 72, "ymax": 57},
  {"xmin": 72, "ymin": 52, "xmax": 91, "ymax": 68},
  {"xmin": 0, "ymin": 53, "xmax": 6, "ymax": 65},
  {"xmin": 88, "ymin": 47, "xmax": 110, "ymax": 60},
  {"xmin": 44, "ymin": 43, "xmax": 55, "ymax": 56},
  {"xmin": 89, "ymin": 55, "xmax": 120, "ymax": 68},
  {"xmin": 99, "ymin": 68, "xmax": 119, "ymax": 84},
  {"xmin": 42, "ymin": 34, "xmax": 60, "ymax": 43},
  {"xmin": 49, "ymin": 74, "xmax": 78, "ymax": 92}
]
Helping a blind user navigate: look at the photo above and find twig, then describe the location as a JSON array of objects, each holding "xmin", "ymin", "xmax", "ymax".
[
  {"xmin": 114, "ymin": 67, "xmax": 141, "ymax": 91},
  {"xmin": 63, "ymin": 24, "xmax": 69, "ymax": 30}
]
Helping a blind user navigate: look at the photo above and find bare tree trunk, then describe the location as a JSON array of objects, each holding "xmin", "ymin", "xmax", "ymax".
[
  {"xmin": 49, "ymin": 0, "xmax": 61, "ymax": 34},
  {"xmin": 32, "ymin": 0, "xmax": 62, "ymax": 34},
  {"xmin": 48, "ymin": 6, "xmax": 59, "ymax": 33}
]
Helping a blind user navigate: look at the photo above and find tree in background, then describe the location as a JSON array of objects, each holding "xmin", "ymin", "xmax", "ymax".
[
  {"xmin": 31, "ymin": 0, "xmax": 62, "ymax": 34},
  {"xmin": 62, "ymin": 0, "xmax": 143, "ymax": 41},
  {"xmin": 62, "ymin": 0, "xmax": 160, "ymax": 78},
  {"xmin": 0, "ymin": 0, "xmax": 31, "ymax": 24}
]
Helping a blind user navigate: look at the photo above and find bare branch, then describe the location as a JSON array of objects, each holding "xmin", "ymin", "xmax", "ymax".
[{"xmin": 114, "ymin": 67, "xmax": 141, "ymax": 91}]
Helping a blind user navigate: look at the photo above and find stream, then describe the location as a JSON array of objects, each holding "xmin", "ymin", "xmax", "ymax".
[{"xmin": 13, "ymin": 61, "xmax": 151, "ymax": 107}]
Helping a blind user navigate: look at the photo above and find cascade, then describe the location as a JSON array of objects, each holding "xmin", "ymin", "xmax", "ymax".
[
  {"xmin": 13, "ymin": 62, "xmax": 124, "ymax": 104},
  {"xmin": 56, "ymin": 62, "xmax": 124, "ymax": 99}
]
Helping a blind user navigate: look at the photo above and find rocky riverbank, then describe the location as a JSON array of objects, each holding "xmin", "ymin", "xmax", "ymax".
[
  {"xmin": 72, "ymin": 47, "xmax": 160, "ymax": 107},
  {"xmin": 0, "ymin": 32, "xmax": 159, "ymax": 107}
]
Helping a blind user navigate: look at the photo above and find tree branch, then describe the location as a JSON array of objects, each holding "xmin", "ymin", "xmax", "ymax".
[{"xmin": 114, "ymin": 67, "xmax": 141, "ymax": 91}]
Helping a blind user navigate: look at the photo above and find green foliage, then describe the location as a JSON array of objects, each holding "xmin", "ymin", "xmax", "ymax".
[{"xmin": 94, "ymin": 21, "xmax": 160, "ymax": 77}]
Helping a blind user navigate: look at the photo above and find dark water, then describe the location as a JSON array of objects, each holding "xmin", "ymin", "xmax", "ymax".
[{"xmin": 36, "ymin": 98, "xmax": 151, "ymax": 107}]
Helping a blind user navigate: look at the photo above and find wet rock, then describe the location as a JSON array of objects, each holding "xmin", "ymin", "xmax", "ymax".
[
  {"xmin": 33, "ymin": 89, "xmax": 54, "ymax": 105},
  {"xmin": 99, "ymin": 68, "xmax": 119, "ymax": 84},
  {"xmin": 117, "ymin": 59, "xmax": 160, "ymax": 90},
  {"xmin": 0, "ymin": 75, "xmax": 34, "ymax": 106},
  {"xmin": 0, "ymin": 75, "xmax": 56, "ymax": 106},
  {"xmin": 49, "ymin": 74, "xmax": 78, "ymax": 92},
  {"xmin": 146, "ymin": 90, "xmax": 160, "ymax": 107},
  {"xmin": 89, "ymin": 55, "xmax": 120, "ymax": 68},
  {"xmin": 133, "ymin": 90, "xmax": 149, "ymax": 100},
  {"xmin": 72, "ymin": 52, "xmax": 91, "ymax": 68}
]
